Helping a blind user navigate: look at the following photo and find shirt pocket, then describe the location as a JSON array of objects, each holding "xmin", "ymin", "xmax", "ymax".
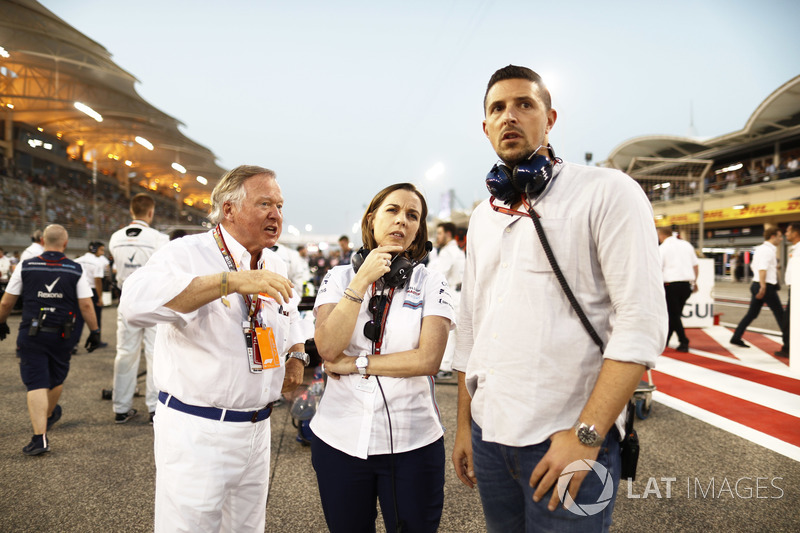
[
  {"xmin": 258, "ymin": 299, "xmax": 291, "ymax": 352},
  {"xmin": 516, "ymin": 217, "xmax": 575, "ymax": 281}
]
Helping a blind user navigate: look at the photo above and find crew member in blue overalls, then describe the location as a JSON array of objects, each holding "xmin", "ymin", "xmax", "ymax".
[{"xmin": 0, "ymin": 224, "xmax": 101, "ymax": 456}]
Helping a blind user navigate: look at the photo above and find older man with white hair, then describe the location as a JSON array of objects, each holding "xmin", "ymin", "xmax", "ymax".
[{"xmin": 120, "ymin": 165, "xmax": 308, "ymax": 532}]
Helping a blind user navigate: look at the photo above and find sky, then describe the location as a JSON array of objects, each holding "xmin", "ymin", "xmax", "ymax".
[{"xmin": 38, "ymin": 0, "xmax": 800, "ymax": 241}]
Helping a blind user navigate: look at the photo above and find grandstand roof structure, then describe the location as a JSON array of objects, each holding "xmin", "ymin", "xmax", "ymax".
[
  {"xmin": 603, "ymin": 74, "xmax": 800, "ymax": 177},
  {"xmin": 0, "ymin": 0, "xmax": 225, "ymax": 205}
]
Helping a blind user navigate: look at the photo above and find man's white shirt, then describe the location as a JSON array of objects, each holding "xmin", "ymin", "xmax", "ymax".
[
  {"xmin": 428, "ymin": 239, "xmax": 465, "ymax": 289},
  {"xmin": 109, "ymin": 220, "xmax": 169, "ymax": 288},
  {"xmin": 751, "ymin": 241, "xmax": 779, "ymax": 284},
  {"xmin": 659, "ymin": 235, "xmax": 698, "ymax": 282}
]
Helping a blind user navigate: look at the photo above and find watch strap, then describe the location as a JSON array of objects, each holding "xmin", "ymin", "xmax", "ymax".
[{"xmin": 286, "ymin": 351, "xmax": 310, "ymax": 367}]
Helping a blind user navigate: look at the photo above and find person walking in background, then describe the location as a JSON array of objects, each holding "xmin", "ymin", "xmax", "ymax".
[
  {"xmin": 452, "ymin": 65, "xmax": 666, "ymax": 532},
  {"xmin": 730, "ymin": 227, "xmax": 785, "ymax": 348},
  {"xmin": 74, "ymin": 241, "xmax": 108, "ymax": 349},
  {"xmin": 0, "ymin": 225, "xmax": 100, "ymax": 455},
  {"xmin": 428, "ymin": 221, "xmax": 465, "ymax": 379},
  {"xmin": 119, "ymin": 165, "xmax": 307, "ymax": 532},
  {"xmin": 776, "ymin": 222, "xmax": 799, "ymax": 359},
  {"xmin": 108, "ymin": 193, "xmax": 169, "ymax": 424},
  {"xmin": 658, "ymin": 227, "xmax": 699, "ymax": 352},
  {"xmin": 311, "ymin": 183, "xmax": 455, "ymax": 533},
  {"xmin": 0, "ymin": 247, "xmax": 10, "ymax": 295}
]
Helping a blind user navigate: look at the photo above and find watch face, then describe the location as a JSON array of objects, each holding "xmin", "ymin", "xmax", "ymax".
[{"xmin": 577, "ymin": 425, "xmax": 599, "ymax": 446}]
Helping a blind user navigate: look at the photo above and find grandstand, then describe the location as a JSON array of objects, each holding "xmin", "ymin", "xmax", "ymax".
[
  {"xmin": 603, "ymin": 74, "xmax": 800, "ymax": 280},
  {"xmin": 0, "ymin": 0, "xmax": 222, "ymax": 251}
]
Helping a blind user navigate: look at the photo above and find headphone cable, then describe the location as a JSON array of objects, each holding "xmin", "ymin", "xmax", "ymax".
[{"xmin": 376, "ymin": 376, "xmax": 404, "ymax": 533}]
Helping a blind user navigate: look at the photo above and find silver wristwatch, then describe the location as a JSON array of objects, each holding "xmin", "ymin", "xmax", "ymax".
[
  {"xmin": 575, "ymin": 422, "xmax": 603, "ymax": 447},
  {"xmin": 286, "ymin": 351, "xmax": 310, "ymax": 367},
  {"xmin": 355, "ymin": 356, "xmax": 369, "ymax": 376}
]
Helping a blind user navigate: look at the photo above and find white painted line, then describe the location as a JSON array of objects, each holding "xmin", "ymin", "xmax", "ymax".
[
  {"xmin": 654, "ymin": 357, "xmax": 800, "ymax": 418},
  {"xmin": 702, "ymin": 325, "xmax": 781, "ymax": 366},
  {"xmin": 653, "ymin": 392, "xmax": 800, "ymax": 462}
]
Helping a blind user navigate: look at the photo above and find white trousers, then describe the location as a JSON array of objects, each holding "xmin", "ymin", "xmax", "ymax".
[
  {"xmin": 153, "ymin": 402, "xmax": 271, "ymax": 533},
  {"xmin": 112, "ymin": 312, "xmax": 156, "ymax": 413}
]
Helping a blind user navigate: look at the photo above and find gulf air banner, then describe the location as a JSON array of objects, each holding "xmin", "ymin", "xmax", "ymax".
[
  {"xmin": 656, "ymin": 199, "xmax": 800, "ymax": 226},
  {"xmin": 683, "ymin": 259, "xmax": 714, "ymax": 328}
]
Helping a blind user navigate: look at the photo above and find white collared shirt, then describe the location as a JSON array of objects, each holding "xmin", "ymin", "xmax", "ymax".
[
  {"xmin": 109, "ymin": 220, "xmax": 169, "ymax": 287},
  {"xmin": 19, "ymin": 242, "xmax": 44, "ymax": 263},
  {"xmin": 311, "ymin": 264, "xmax": 456, "ymax": 459},
  {"xmin": 751, "ymin": 240, "xmax": 779, "ymax": 284},
  {"xmin": 786, "ymin": 244, "xmax": 796, "ymax": 287},
  {"xmin": 428, "ymin": 239, "xmax": 465, "ymax": 289},
  {"xmin": 659, "ymin": 235, "xmax": 698, "ymax": 283},
  {"xmin": 453, "ymin": 162, "xmax": 666, "ymax": 447},
  {"xmin": 119, "ymin": 225, "xmax": 306, "ymax": 410}
]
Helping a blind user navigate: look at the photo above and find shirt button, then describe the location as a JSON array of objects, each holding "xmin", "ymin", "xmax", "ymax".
[
  {"xmin": 493, "ymin": 333, "xmax": 498, "ymax": 339},
  {"xmin": 502, "ymin": 262, "xmax": 508, "ymax": 268},
  {"xmin": 505, "ymin": 228, "xmax": 512, "ymax": 233},
  {"xmin": 498, "ymin": 297, "xmax": 503, "ymax": 303},
  {"xmin": 490, "ymin": 369, "xmax": 495, "ymax": 375}
]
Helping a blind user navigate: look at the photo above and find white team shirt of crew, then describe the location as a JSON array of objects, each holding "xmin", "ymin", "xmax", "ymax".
[
  {"xmin": 108, "ymin": 220, "xmax": 169, "ymax": 415},
  {"xmin": 428, "ymin": 238, "xmax": 465, "ymax": 289},
  {"xmin": 786, "ymin": 243, "xmax": 796, "ymax": 287},
  {"xmin": 0, "ymin": 253, "xmax": 10, "ymax": 282},
  {"xmin": 74, "ymin": 251, "xmax": 104, "ymax": 292},
  {"xmin": 19, "ymin": 241, "xmax": 44, "ymax": 263},
  {"xmin": 751, "ymin": 240, "xmax": 779, "ymax": 284},
  {"xmin": 311, "ymin": 264, "xmax": 456, "ymax": 459},
  {"xmin": 659, "ymin": 235, "xmax": 698, "ymax": 283},
  {"xmin": 427, "ymin": 238, "xmax": 465, "ymax": 372},
  {"xmin": 110, "ymin": 220, "xmax": 169, "ymax": 288},
  {"xmin": 453, "ymin": 162, "xmax": 666, "ymax": 446}
]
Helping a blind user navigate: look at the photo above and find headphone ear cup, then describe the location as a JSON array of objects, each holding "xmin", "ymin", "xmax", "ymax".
[
  {"xmin": 351, "ymin": 247, "xmax": 369, "ymax": 273},
  {"xmin": 383, "ymin": 256, "xmax": 414, "ymax": 288},
  {"xmin": 513, "ymin": 155, "xmax": 553, "ymax": 197},
  {"xmin": 486, "ymin": 164, "xmax": 518, "ymax": 205}
]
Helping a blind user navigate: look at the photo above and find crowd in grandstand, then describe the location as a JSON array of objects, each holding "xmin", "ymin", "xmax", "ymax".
[
  {"xmin": 645, "ymin": 149, "xmax": 800, "ymax": 201},
  {"xmin": 0, "ymin": 164, "xmax": 206, "ymax": 239}
]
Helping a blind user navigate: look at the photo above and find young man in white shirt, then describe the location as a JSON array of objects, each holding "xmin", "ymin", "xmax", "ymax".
[
  {"xmin": 452, "ymin": 65, "xmax": 665, "ymax": 532},
  {"xmin": 428, "ymin": 222, "xmax": 465, "ymax": 379},
  {"xmin": 730, "ymin": 227, "xmax": 785, "ymax": 348},
  {"xmin": 108, "ymin": 193, "xmax": 169, "ymax": 424},
  {"xmin": 74, "ymin": 242, "xmax": 107, "ymax": 349}
]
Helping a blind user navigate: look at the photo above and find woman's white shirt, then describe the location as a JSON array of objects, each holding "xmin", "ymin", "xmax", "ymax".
[{"xmin": 311, "ymin": 264, "xmax": 456, "ymax": 459}]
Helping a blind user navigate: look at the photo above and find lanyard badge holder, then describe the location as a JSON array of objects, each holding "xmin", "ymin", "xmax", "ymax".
[{"xmin": 214, "ymin": 225, "xmax": 282, "ymax": 374}]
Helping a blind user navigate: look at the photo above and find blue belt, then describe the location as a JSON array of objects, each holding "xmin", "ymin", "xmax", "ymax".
[{"xmin": 158, "ymin": 391, "xmax": 273, "ymax": 423}]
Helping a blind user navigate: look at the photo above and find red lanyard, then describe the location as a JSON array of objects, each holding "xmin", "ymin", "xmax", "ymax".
[{"xmin": 213, "ymin": 225, "xmax": 260, "ymax": 320}]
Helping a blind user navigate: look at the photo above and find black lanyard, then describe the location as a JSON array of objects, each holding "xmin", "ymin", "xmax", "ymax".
[{"xmin": 370, "ymin": 283, "xmax": 395, "ymax": 355}]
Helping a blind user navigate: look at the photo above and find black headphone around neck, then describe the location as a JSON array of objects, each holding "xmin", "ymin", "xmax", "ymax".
[
  {"xmin": 351, "ymin": 242, "xmax": 432, "ymax": 288},
  {"xmin": 485, "ymin": 144, "xmax": 560, "ymax": 205}
]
